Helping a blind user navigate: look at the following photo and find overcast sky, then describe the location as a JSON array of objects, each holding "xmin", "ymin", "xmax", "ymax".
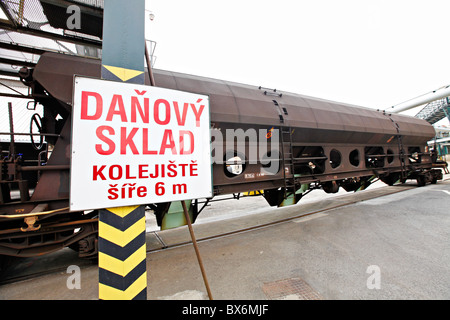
[{"xmin": 145, "ymin": 0, "xmax": 450, "ymax": 119}]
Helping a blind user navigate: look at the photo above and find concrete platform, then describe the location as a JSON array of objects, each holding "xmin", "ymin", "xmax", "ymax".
[{"xmin": 1, "ymin": 178, "xmax": 449, "ymax": 300}]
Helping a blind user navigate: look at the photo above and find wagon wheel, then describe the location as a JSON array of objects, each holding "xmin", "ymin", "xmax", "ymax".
[
  {"xmin": 417, "ymin": 175, "xmax": 426, "ymax": 187},
  {"xmin": 29, "ymin": 113, "xmax": 44, "ymax": 150}
]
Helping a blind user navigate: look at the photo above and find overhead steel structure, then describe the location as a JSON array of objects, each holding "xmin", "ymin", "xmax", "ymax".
[
  {"xmin": 385, "ymin": 85, "xmax": 450, "ymax": 125},
  {"xmin": 414, "ymin": 97, "xmax": 450, "ymax": 125},
  {"xmin": 0, "ymin": 0, "xmax": 156, "ymax": 98}
]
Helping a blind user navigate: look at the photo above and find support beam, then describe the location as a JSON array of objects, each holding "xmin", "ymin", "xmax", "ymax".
[
  {"xmin": 0, "ymin": 41, "xmax": 47, "ymax": 55},
  {"xmin": 0, "ymin": 57, "xmax": 35, "ymax": 67},
  {"xmin": 0, "ymin": 21, "xmax": 102, "ymax": 48},
  {"xmin": 98, "ymin": 0, "xmax": 147, "ymax": 300}
]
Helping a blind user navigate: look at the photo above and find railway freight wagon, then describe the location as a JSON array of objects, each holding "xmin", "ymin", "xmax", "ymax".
[{"xmin": 0, "ymin": 52, "xmax": 446, "ymax": 259}]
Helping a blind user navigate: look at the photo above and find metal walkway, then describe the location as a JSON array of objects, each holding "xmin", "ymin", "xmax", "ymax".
[{"xmin": 415, "ymin": 97, "xmax": 450, "ymax": 124}]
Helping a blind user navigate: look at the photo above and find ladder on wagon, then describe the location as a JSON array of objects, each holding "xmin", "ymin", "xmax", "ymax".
[
  {"xmin": 280, "ymin": 127, "xmax": 296, "ymax": 198},
  {"xmin": 388, "ymin": 117, "xmax": 408, "ymax": 181}
]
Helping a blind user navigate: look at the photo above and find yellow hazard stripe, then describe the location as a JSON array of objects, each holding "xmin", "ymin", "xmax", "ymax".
[
  {"xmin": 105, "ymin": 205, "xmax": 141, "ymax": 218},
  {"xmin": 99, "ymin": 272, "xmax": 147, "ymax": 300},
  {"xmin": 102, "ymin": 65, "xmax": 144, "ymax": 82},
  {"xmin": 99, "ymin": 217, "xmax": 145, "ymax": 247},
  {"xmin": 98, "ymin": 244, "xmax": 146, "ymax": 277}
]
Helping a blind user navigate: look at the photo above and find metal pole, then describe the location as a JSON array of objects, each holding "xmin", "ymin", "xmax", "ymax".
[
  {"xmin": 145, "ymin": 43, "xmax": 156, "ymax": 86},
  {"xmin": 386, "ymin": 85, "xmax": 450, "ymax": 113},
  {"xmin": 8, "ymin": 102, "xmax": 15, "ymax": 156},
  {"xmin": 98, "ymin": 0, "xmax": 147, "ymax": 300},
  {"xmin": 144, "ymin": 35, "xmax": 213, "ymax": 299},
  {"xmin": 181, "ymin": 200, "xmax": 213, "ymax": 300}
]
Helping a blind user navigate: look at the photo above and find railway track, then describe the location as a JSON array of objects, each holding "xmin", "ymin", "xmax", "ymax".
[
  {"xmin": 1, "ymin": 179, "xmax": 448, "ymax": 286},
  {"xmin": 147, "ymin": 200, "xmax": 367, "ymax": 253},
  {"xmin": 145, "ymin": 183, "xmax": 421, "ymax": 253},
  {"xmin": 0, "ymin": 258, "xmax": 95, "ymax": 286}
]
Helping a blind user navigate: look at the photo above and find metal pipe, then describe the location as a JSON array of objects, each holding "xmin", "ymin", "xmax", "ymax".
[
  {"xmin": 0, "ymin": 92, "xmax": 31, "ymax": 99},
  {"xmin": 145, "ymin": 43, "xmax": 156, "ymax": 86},
  {"xmin": 0, "ymin": 81, "xmax": 26, "ymax": 96},
  {"xmin": 0, "ymin": 207, "xmax": 69, "ymax": 219},
  {"xmin": 386, "ymin": 85, "xmax": 450, "ymax": 113},
  {"xmin": 0, "ymin": 22, "xmax": 102, "ymax": 48},
  {"xmin": 8, "ymin": 102, "xmax": 15, "ymax": 156},
  {"xmin": 181, "ymin": 200, "xmax": 213, "ymax": 300},
  {"xmin": 0, "ymin": 132, "xmax": 60, "ymax": 137},
  {"xmin": 19, "ymin": 165, "xmax": 70, "ymax": 172}
]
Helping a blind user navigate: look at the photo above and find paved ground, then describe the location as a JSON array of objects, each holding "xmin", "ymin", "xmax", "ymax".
[{"xmin": 1, "ymin": 178, "xmax": 449, "ymax": 300}]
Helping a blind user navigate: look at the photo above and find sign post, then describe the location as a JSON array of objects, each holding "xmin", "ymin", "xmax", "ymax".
[
  {"xmin": 98, "ymin": 0, "xmax": 146, "ymax": 300},
  {"xmin": 71, "ymin": 77, "xmax": 211, "ymax": 299},
  {"xmin": 70, "ymin": 0, "xmax": 212, "ymax": 300}
]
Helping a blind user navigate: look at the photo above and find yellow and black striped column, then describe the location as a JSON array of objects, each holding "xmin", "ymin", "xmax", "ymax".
[
  {"xmin": 99, "ymin": 0, "xmax": 147, "ymax": 300},
  {"xmin": 98, "ymin": 206, "xmax": 147, "ymax": 300}
]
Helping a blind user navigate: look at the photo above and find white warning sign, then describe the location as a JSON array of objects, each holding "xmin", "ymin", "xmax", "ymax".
[{"xmin": 70, "ymin": 76, "xmax": 212, "ymax": 211}]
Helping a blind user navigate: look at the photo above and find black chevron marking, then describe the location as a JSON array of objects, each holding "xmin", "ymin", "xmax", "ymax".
[
  {"xmin": 99, "ymin": 259, "xmax": 146, "ymax": 291},
  {"xmin": 100, "ymin": 206, "xmax": 145, "ymax": 231},
  {"xmin": 99, "ymin": 231, "xmax": 146, "ymax": 261},
  {"xmin": 132, "ymin": 288, "xmax": 147, "ymax": 300},
  {"xmin": 101, "ymin": 66, "xmax": 145, "ymax": 84}
]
